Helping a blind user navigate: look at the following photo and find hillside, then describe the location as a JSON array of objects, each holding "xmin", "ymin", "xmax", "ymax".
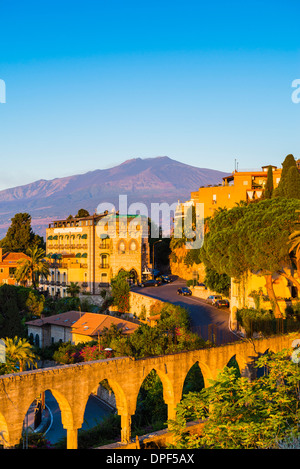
[{"xmin": 0, "ymin": 156, "xmax": 229, "ymax": 237}]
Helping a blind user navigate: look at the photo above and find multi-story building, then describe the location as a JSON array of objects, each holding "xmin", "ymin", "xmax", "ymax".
[
  {"xmin": 0, "ymin": 248, "xmax": 30, "ymax": 286},
  {"xmin": 40, "ymin": 211, "xmax": 151, "ymax": 297},
  {"xmin": 189, "ymin": 165, "xmax": 282, "ymax": 219}
]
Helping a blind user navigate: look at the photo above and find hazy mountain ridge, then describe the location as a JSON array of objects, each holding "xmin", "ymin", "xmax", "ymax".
[{"xmin": 0, "ymin": 156, "xmax": 229, "ymax": 237}]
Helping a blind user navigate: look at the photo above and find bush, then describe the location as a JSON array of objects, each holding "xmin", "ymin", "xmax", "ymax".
[{"xmin": 237, "ymin": 307, "xmax": 300, "ymax": 336}]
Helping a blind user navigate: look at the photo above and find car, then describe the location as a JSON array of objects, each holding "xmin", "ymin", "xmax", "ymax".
[
  {"xmin": 139, "ymin": 279, "xmax": 161, "ymax": 287},
  {"xmin": 215, "ymin": 299, "xmax": 230, "ymax": 308},
  {"xmin": 161, "ymin": 275, "xmax": 172, "ymax": 283},
  {"xmin": 206, "ymin": 295, "xmax": 223, "ymax": 305},
  {"xmin": 177, "ymin": 287, "xmax": 192, "ymax": 296}
]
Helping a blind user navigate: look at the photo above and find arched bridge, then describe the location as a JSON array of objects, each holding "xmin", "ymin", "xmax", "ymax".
[{"xmin": 0, "ymin": 333, "xmax": 298, "ymax": 449}]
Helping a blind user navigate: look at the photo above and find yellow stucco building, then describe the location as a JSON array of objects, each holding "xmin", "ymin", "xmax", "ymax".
[
  {"xmin": 190, "ymin": 165, "xmax": 282, "ymax": 219},
  {"xmin": 39, "ymin": 211, "xmax": 151, "ymax": 297},
  {"xmin": 176, "ymin": 162, "xmax": 300, "ymax": 318}
]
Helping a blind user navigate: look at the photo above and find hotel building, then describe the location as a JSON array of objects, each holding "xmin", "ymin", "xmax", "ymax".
[{"xmin": 39, "ymin": 211, "xmax": 151, "ymax": 297}]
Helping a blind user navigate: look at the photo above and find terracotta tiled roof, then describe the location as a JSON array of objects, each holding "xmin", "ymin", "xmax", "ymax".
[
  {"xmin": 71, "ymin": 312, "xmax": 139, "ymax": 337},
  {"xmin": 26, "ymin": 310, "xmax": 82, "ymax": 327},
  {"xmin": 1, "ymin": 252, "xmax": 30, "ymax": 264}
]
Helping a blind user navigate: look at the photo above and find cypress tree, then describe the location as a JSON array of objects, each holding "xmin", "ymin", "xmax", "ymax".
[
  {"xmin": 263, "ymin": 165, "xmax": 274, "ymax": 199},
  {"xmin": 274, "ymin": 154, "xmax": 296, "ymax": 197},
  {"xmin": 286, "ymin": 165, "xmax": 300, "ymax": 199}
]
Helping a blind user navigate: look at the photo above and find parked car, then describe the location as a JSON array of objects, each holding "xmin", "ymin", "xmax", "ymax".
[
  {"xmin": 161, "ymin": 275, "xmax": 172, "ymax": 283},
  {"xmin": 177, "ymin": 287, "xmax": 192, "ymax": 296},
  {"xmin": 139, "ymin": 279, "xmax": 161, "ymax": 287},
  {"xmin": 215, "ymin": 299, "xmax": 230, "ymax": 309},
  {"xmin": 206, "ymin": 295, "xmax": 222, "ymax": 305}
]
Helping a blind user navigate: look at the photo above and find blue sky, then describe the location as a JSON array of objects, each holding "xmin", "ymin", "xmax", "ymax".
[{"xmin": 0, "ymin": 0, "xmax": 300, "ymax": 189}]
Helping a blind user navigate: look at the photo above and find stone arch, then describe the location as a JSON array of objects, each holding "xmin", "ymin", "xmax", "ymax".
[
  {"xmin": 182, "ymin": 361, "xmax": 205, "ymax": 397},
  {"xmin": 128, "ymin": 268, "xmax": 138, "ymax": 285},
  {"xmin": 82, "ymin": 374, "xmax": 130, "ymax": 420},
  {"xmin": 80, "ymin": 373, "xmax": 133, "ymax": 444},
  {"xmin": 132, "ymin": 367, "xmax": 169, "ymax": 429},
  {"xmin": 50, "ymin": 389, "xmax": 74, "ymax": 430},
  {"xmin": 196, "ymin": 360, "xmax": 216, "ymax": 387},
  {"xmin": 226, "ymin": 354, "xmax": 241, "ymax": 377}
]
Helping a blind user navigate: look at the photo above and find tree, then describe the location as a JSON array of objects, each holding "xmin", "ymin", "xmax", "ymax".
[
  {"xmin": 0, "ymin": 285, "xmax": 26, "ymax": 338},
  {"xmin": 66, "ymin": 282, "xmax": 81, "ymax": 298},
  {"xmin": 168, "ymin": 348, "xmax": 300, "ymax": 449},
  {"xmin": 201, "ymin": 198, "xmax": 300, "ymax": 317},
  {"xmin": 15, "ymin": 245, "xmax": 49, "ymax": 290},
  {"xmin": 110, "ymin": 270, "xmax": 130, "ymax": 313},
  {"xmin": 204, "ymin": 266, "xmax": 230, "ymax": 297},
  {"xmin": 75, "ymin": 209, "xmax": 90, "ymax": 218},
  {"xmin": 274, "ymin": 154, "xmax": 297, "ymax": 198},
  {"xmin": 3, "ymin": 336, "xmax": 38, "ymax": 372},
  {"xmin": 0, "ymin": 213, "xmax": 44, "ymax": 253},
  {"xmin": 263, "ymin": 165, "xmax": 274, "ymax": 199},
  {"xmin": 25, "ymin": 291, "xmax": 45, "ymax": 317},
  {"xmin": 286, "ymin": 165, "xmax": 300, "ymax": 199}
]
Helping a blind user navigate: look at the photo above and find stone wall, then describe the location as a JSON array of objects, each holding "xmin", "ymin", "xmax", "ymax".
[
  {"xmin": 170, "ymin": 246, "xmax": 205, "ymax": 281},
  {"xmin": 129, "ymin": 291, "xmax": 165, "ymax": 319},
  {"xmin": 191, "ymin": 285, "xmax": 230, "ymax": 301}
]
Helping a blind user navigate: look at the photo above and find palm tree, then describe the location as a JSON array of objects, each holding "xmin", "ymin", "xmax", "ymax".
[
  {"xmin": 66, "ymin": 282, "xmax": 81, "ymax": 298},
  {"xmin": 15, "ymin": 245, "xmax": 49, "ymax": 290},
  {"xmin": 3, "ymin": 336, "xmax": 39, "ymax": 372}
]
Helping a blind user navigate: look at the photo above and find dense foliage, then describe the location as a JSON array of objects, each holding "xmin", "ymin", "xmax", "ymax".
[
  {"xmin": 168, "ymin": 348, "xmax": 300, "ymax": 449},
  {"xmin": 0, "ymin": 212, "xmax": 45, "ymax": 253},
  {"xmin": 200, "ymin": 197, "xmax": 300, "ymax": 316}
]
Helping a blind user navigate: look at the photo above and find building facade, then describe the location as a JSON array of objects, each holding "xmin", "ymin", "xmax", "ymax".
[
  {"xmin": 189, "ymin": 165, "xmax": 282, "ymax": 219},
  {"xmin": 39, "ymin": 212, "xmax": 151, "ymax": 296},
  {"xmin": 0, "ymin": 248, "xmax": 30, "ymax": 286}
]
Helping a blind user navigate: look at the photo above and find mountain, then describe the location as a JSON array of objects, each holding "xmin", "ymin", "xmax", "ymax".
[{"xmin": 0, "ymin": 156, "xmax": 229, "ymax": 237}]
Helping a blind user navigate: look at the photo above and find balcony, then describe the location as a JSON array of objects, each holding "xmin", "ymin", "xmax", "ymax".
[{"xmin": 99, "ymin": 263, "xmax": 109, "ymax": 269}]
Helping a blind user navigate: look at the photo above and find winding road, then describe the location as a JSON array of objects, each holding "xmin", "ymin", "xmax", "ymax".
[{"xmin": 132, "ymin": 276, "xmax": 239, "ymax": 345}]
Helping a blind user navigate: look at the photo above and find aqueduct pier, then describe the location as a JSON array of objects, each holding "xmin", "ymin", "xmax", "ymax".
[{"xmin": 0, "ymin": 333, "xmax": 299, "ymax": 449}]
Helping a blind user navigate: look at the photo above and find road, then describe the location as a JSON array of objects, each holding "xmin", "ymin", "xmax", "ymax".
[
  {"xmin": 132, "ymin": 276, "xmax": 239, "ymax": 345},
  {"xmin": 44, "ymin": 391, "xmax": 112, "ymax": 445}
]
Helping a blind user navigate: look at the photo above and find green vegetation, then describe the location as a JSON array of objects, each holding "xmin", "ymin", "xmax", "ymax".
[
  {"xmin": 168, "ymin": 348, "xmax": 300, "ymax": 449},
  {"xmin": 203, "ymin": 266, "xmax": 230, "ymax": 297},
  {"xmin": 51, "ymin": 303, "xmax": 208, "ymax": 365},
  {"xmin": 274, "ymin": 154, "xmax": 300, "ymax": 199},
  {"xmin": 15, "ymin": 245, "xmax": 49, "ymax": 290},
  {"xmin": 200, "ymin": 197, "xmax": 300, "ymax": 317},
  {"xmin": 262, "ymin": 165, "xmax": 274, "ymax": 199},
  {"xmin": 110, "ymin": 270, "xmax": 130, "ymax": 313},
  {"xmin": 0, "ymin": 212, "xmax": 45, "ymax": 253}
]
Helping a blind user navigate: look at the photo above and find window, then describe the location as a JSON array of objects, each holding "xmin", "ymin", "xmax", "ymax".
[
  {"xmin": 129, "ymin": 240, "xmax": 137, "ymax": 251},
  {"xmin": 118, "ymin": 240, "xmax": 126, "ymax": 253},
  {"xmin": 100, "ymin": 254, "xmax": 109, "ymax": 268}
]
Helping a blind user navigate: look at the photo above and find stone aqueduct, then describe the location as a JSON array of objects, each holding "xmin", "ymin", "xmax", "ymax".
[{"xmin": 0, "ymin": 333, "xmax": 299, "ymax": 449}]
